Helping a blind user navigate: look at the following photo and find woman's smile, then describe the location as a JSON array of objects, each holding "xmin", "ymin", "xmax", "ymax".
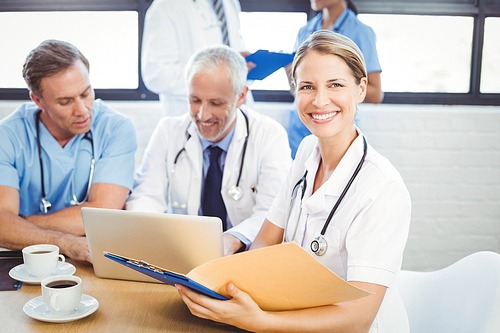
[{"xmin": 310, "ymin": 111, "xmax": 339, "ymax": 121}]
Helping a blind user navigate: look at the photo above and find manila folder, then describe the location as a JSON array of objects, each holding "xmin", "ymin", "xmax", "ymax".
[{"xmin": 186, "ymin": 242, "xmax": 372, "ymax": 311}]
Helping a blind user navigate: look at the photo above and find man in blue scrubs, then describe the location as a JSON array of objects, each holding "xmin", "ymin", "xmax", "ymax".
[{"xmin": 0, "ymin": 40, "xmax": 137, "ymax": 262}]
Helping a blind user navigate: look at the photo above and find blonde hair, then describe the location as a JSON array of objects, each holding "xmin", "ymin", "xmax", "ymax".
[{"xmin": 291, "ymin": 30, "xmax": 367, "ymax": 89}]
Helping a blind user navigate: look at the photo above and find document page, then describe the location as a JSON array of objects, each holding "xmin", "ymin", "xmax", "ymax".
[{"xmin": 186, "ymin": 242, "xmax": 372, "ymax": 311}]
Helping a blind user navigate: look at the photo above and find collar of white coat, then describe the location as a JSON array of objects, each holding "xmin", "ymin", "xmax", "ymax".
[
  {"xmin": 186, "ymin": 114, "xmax": 198, "ymax": 140},
  {"xmin": 303, "ymin": 127, "xmax": 367, "ymax": 214}
]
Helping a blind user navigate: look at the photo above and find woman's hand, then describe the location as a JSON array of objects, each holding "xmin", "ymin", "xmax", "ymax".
[
  {"xmin": 176, "ymin": 280, "xmax": 386, "ymax": 333},
  {"xmin": 176, "ymin": 282, "xmax": 267, "ymax": 331},
  {"xmin": 241, "ymin": 52, "xmax": 257, "ymax": 73}
]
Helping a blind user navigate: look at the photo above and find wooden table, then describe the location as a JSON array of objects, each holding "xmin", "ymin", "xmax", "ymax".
[{"xmin": 0, "ymin": 259, "xmax": 248, "ymax": 332}]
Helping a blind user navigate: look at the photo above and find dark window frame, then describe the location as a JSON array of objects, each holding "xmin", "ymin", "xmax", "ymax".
[
  {"xmin": 0, "ymin": 0, "xmax": 157, "ymax": 101},
  {"xmin": 0, "ymin": 0, "xmax": 499, "ymax": 105}
]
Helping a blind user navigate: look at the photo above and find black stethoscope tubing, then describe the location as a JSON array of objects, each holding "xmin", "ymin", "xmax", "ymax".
[
  {"xmin": 36, "ymin": 110, "xmax": 48, "ymax": 203},
  {"xmin": 288, "ymin": 136, "xmax": 367, "ymax": 255},
  {"xmin": 36, "ymin": 110, "xmax": 94, "ymax": 213},
  {"xmin": 173, "ymin": 108, "xmax": 249, "ymax": 197},
  {"xmin": 320, "ymin": 135, "xmax": 367, "ymax": 236},
  {"xmin": 173, "ymin": 133, "xmax": 191, "ymax": 165},
  {"xmin": 235, "ymin": 109, "xmax": 250, "ymax": 189}
]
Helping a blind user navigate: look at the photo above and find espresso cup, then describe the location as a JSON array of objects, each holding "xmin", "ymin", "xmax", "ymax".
[
  {"xmin": 42, "ymin": 275, "xmax": 82, "ymax": 315},
  {"xmin": 22, "ymin": 244, "xmax": 65, "ymax": 277}
]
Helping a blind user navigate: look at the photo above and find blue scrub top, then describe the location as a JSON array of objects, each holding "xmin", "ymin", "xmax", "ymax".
[
  {"xmin": 0, "ymin": 99, "xmax": 137, "ymax": 216},
  {"xmin": 294, "ymin": 9, "xmax": 381, "ymax": 73},
  {"xmin": 288, "ymin": 8, "xmax": 382, "ymax": 158}
]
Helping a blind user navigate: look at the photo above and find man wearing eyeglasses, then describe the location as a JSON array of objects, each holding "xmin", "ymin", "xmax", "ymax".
[{"xmin": 0, "ymin": 40, "xmax": 137, "ymax": 262}]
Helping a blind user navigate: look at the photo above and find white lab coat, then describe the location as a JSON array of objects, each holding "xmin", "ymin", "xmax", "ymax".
[
  {"xmin": 141, "ymin": 0, "xmax": 247, "ymax": 116},
  {"xmin": 267, "ymin": 133, "xmax": 411, "ymax": 333},
  {"xmin": 126, "ymin": 106, "xmax": 292, "ymax": 242}
]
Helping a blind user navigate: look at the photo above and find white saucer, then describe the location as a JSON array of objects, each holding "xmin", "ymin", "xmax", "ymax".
[
  {"xmin": 23, "ymin": 294, "xmax": 99, "ymax": 323},
  {"xmin": 8, "ymin": 262, "xmax": 76, "ymax": 284}
]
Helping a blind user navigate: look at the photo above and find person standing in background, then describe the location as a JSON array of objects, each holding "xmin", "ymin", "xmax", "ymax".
[
  {"xmin": 288, "ymin": 0, "xmax": 383, "ymax": 157},
  {"xmin": 141, "ymin": 0, "xmax": 252, "ymax": 116}
]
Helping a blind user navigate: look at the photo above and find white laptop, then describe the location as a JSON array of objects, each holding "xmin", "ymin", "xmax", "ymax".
[{"xmin": 81, "ymin": 207, "xmax": 224, "ymax": 283}]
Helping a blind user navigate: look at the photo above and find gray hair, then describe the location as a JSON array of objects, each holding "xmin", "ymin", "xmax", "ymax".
[{"xmin": 185, "ymin": 45, "xmax": 247, "ymax": 95}]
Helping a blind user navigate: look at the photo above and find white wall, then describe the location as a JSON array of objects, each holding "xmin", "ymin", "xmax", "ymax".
[
  {"xmin": 1, "ymin": 100, "xmax": 499, "ymax": 272},
  {"xmin": 357, "ymin": 104, "xmax": 500, "ymax": 271}
]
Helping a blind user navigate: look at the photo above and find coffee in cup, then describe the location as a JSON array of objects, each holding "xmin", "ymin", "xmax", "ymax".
[
  {"xmin": 42, "ymin": 275, "xmax": 82, "ymax": 315},
  {"xmin": 22, "ymin": 244, "xmax": 65, "ymax": 277},
  {"xmin": 46, "ymin": 280, "xmax": 78, "ymax": 288}
]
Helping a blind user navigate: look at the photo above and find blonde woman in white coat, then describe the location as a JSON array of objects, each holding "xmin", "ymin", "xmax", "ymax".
[{"xmin": 177, "ymin": 31, "xmax": 411, "ymax": 333}]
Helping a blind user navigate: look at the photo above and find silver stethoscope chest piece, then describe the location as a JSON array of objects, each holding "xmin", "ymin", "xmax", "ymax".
[
  {"xmin": 311, "ymin": 235, "xmax": 328, "ymax": 256},
  {"xmin": 228, "ymin": 184, "xmax": 244, "ymax": 201},
  {"xmin": 169, "ymin": 109, "xmax": 250, "ymax": 207},
  {"xmin": 284, "ymin": 136, "xmax": 368, "ymax": 257}
]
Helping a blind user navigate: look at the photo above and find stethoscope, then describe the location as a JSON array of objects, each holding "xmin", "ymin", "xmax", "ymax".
[
  {"xmin": 36, "ymin": 110, "xmax": 95, "ymax": 214},
  {"xmin": 283, "ymin": 136, "xmax": 367, "ymax": 256},
  {"xmin": 169, "ymin": 108, "xmax": 249, "ymax": 209}
]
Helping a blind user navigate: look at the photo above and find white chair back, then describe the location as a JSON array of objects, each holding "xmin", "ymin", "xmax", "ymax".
[{"xmin": 398, "ymin": 251, "xmax": 500, "ymax": 333}]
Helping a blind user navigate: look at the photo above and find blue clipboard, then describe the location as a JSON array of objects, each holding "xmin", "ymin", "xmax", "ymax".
[
  {"xmin": 104, "ymin": 252, "xmax": 228, "ymax": 300},
  {"xmin": 246, "ymin": 50, "xmax": 295, "ymax": 80}
]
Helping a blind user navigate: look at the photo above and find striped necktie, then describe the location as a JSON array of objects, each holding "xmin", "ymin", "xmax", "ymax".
[{"xmin": 212, "ymin": 0, "xmax": 230, "ymax": 46}]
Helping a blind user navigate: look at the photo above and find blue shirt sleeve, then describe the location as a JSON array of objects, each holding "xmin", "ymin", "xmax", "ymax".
[
  {"xmin": 0, "ymin": 123, "xmax": 20, "ymax": 190},
  {"xmin": 340, "ymin": 11, "xmax": 382, "ymax": 73},
  {"xmin": 89, "ymin": 100, "xmax": 137, "ymax": 192}
]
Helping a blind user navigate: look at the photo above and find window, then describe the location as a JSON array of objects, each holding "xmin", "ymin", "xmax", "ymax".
[
  {"xmin": 355, "ymin": 0, "xmax": 500, "ymax": 105},
  {"xmin": 359, "ymin": 14, "xmax": 474, "ymax": 93},
  {"xmin": 0, "ymin": 0, "xmax": 499, "ymax": 105},
  {"xmin": 239, "ymin": 11, "xmax": 307, "ymax": 91},
  {"xmin": 0, "ymin": 11, "xmax": 138, "ymax": 90},
  {"xmin": 481, "ymin": 17, "xmax": 500, "ymax": 93}
]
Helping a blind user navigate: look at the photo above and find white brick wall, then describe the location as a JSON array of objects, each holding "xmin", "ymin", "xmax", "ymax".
[
  {"xmin": 358, "ymin": 104, "xmax": 500, "ymax": 271},
  {"xmin": 1, "ymin": 101, "xmax": 499, "ymax": 272}
]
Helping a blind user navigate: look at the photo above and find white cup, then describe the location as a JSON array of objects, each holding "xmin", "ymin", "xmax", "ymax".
[
  {"xmin": 22, "ymin": 244, "xmax": 65, "ymax": 277},
  {"xmin": 42, "ymin": 275, "xmax": 82, "ymax": 315}
]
